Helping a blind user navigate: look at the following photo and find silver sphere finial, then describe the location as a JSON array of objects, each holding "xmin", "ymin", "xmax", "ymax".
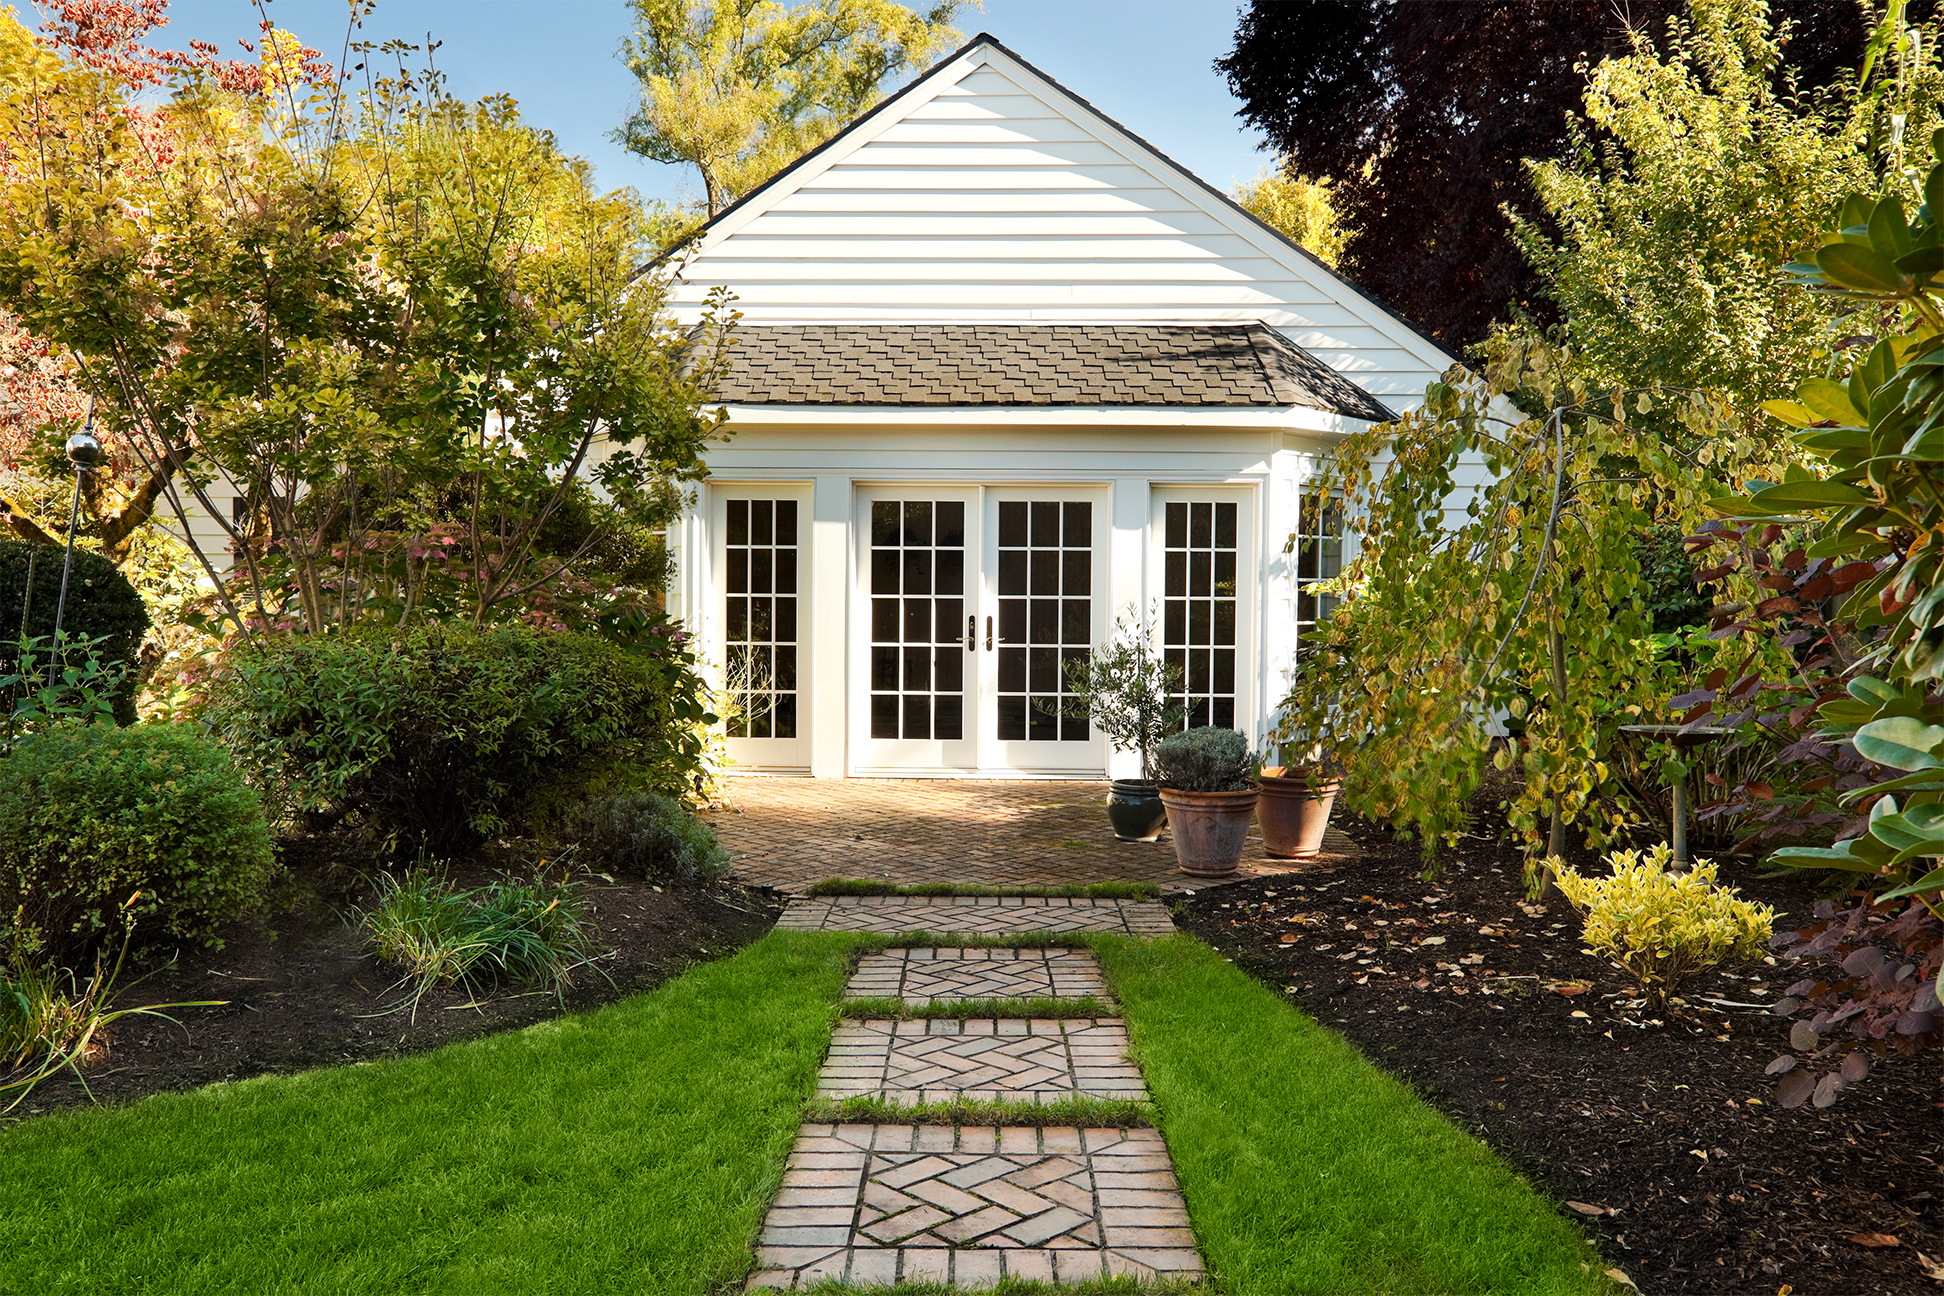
[{"xmin": 65, "ymin": 430, "xmax": 102, "ymax": 471}]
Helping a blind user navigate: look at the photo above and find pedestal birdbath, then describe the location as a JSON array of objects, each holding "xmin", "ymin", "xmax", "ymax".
[{"xmin": 1618, "ymin": 724, "xmax": 1732, "ymax": 870}]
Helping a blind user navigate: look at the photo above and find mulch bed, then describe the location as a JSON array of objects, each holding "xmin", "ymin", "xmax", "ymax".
[
  {"xmin": 14, "ymin": 834, "xmax": 783, "ymax": 1119},
  {"xmin": 1170, "ymin": 817, "xmax": 1943, "ymax": 1296}
]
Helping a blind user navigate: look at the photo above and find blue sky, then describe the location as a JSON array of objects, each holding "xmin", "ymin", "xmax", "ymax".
[{"xmin": 143, "ymin": 0, "xmax": 1271, "ymax": 206}]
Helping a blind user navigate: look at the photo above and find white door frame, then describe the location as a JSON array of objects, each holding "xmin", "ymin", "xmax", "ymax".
[{"xmin": 711, "ymin": 482, "xmax": 814, "ymax": 773}]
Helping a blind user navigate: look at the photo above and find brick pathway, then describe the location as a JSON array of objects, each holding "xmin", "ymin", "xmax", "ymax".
[
  {"xmin": 748, "ymin": 1124, "xmax": 1202, "ymax": 1289},
  {"xmin": 844, "ymin": 948, "xmax": 1108, "ymax": 1004},
  {"xmin": 709, "ymin": 776, "xmax": 1359, "ymax": 892},
  {"xmin": 817, "ymin": 1019, "xmax": 1147, "ymax": 1104},
  {"xmin": 776, "ymin": 895, "xmax": 1176, "ymax": 936}
]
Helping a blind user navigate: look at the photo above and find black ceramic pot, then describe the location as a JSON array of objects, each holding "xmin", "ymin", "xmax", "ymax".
[{"xmin": 1107, "ymin": 780, "xmax": 1168, "ymax": 842}]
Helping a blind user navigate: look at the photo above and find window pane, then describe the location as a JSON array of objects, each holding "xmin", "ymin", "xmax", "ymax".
[
  {"xmin": 1030, "ymin": 501, "xmax": 1059, "ymax": 545},
  {"xmin": 903, "ymin": 694, "xmax": 931, "ymax": 739},
  {"xmin": 872, "ymin": 695, "xmax": 899, "ymax": 739},
  {"xmin": 751, "ymin": 500, "xmax": 773, "ymax": 546},
  {"xmin": 903, "ymin": 500, "xmax": 932, "ymax": 546},
  {"xmin": 728, "ymin": 500, "xmax": 749, "ymax": 544},
  {"xmin": 872, "ymin": 500, "xmax": 899, "ymax": 546},
  {"xmin": 775, "ymin": 500, "xmax": 798, "ymax": 545},
  {"xmin": 1062, "ymin": 502, "xmax": 1090, "ymax": 547},
  {"xmin": 936, "ymin": 501, "xmax": 965, "ymax": 547},
  {"xmin": 871, "ymin": 549, "xmax": 900, "ymax": 593},
  {"xmin": 999, "ymin": 501, "xmax": 1028, "ymax": 546},
  {"xmin": 1063, "ymin": 551, "xmax": 1090, "ymax": 596}
]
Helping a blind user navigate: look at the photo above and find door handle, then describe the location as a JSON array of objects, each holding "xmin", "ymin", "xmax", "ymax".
[
  {"xmin": 966, "ymin": 615, "xmax": 976, "ymax": 652},
  {"xmin": 986, "ymin": 616, "xmax": 993, "ymax": 651}
]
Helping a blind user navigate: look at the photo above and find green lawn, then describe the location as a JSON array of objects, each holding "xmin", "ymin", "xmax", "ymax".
[
  {"xmin": 1092, "ymin": 934, "xmax": 1610, "ymax": 1296},
  {"xmin": 0, "ymin": 931, "xmax": 856, "ymax": 1296},
  {"xmin": 0, "ymin": 929, "xmax": 1609, "ymax": 1295}
]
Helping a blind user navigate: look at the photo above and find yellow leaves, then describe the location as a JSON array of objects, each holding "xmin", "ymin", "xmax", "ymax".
[
  {"xmin": 259, "ymin": 30, "xmax": 307, "ymax": 92},
  {"xmin": 1550, "ymin": 843, "xmax": 1776, "ymax": 1005},
  {"xmin": 1233, "ymin": 164, "xmax": 1350, "ymax": 268}
]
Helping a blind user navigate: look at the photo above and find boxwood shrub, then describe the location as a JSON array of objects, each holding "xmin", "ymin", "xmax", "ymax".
[
  {"xmin": 198, "ymin": 623, "xmax": 712, "ymax": 852},
  {"xmin": 0, "ymin": 723, "xmax": 277, "ymax": 963},
  {"xmin": 0, "ymin": 538, "xmax": 150, "ymax": 725}
]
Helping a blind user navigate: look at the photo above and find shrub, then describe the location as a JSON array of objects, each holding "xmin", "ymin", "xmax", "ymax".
[
  {"xmin": 197, "ymin": 623, "xmax": 713, "ymax": 853},
  {"xmin": 562, "ymin": 791, "xmax": 730, "ymax": 883},
  {"xmin": 359, "ymin": 869, "xmax": 599, "ymax": 1016},
  {"xmin": 0, "ymin": 538, "xmax": 149, "ymax": 725},
  {"xmin": 1153, "ymin": 726, "xmax": 1257, "ymax": 793},
  {"xmin": 0, "ymin": 723, "xmax": 277, "ymax": 963},
  {"xmin": 1549, "ymin": 844, "xmax": 1774, "ymax": 1010}
]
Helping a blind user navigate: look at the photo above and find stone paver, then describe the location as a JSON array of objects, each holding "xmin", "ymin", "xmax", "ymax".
[
  {"xmin": 819, "ymin": 1018, "xmax": 1146, "ymax": 1104},
  {"xmin": 778, "ymin": 895, "xmax": 1176, "ymax": 935},
  {"xmin": 709, "ymin": 776, "xmax": 1359, "ymax": 892},
  {"xmin": 844, "ymin": 947, "xmax": 1111, "ymax": 1003},
  {"xmin": 747, "ymin": 1124, "xmax": 1202, "ymax": 1290}
]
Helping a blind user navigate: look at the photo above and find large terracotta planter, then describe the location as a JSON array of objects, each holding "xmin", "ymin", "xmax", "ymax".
[
  {"xmin": 1257, "ymin": 772, "xmax": 1341, "ymax": 859},
  {"xmin": 1106, "ymin": 780, "xmax": 1167, "ymax": 842},
  {"xmin": 1158, "ymin": 786, "xmax": 1260, "ymax": 876}
]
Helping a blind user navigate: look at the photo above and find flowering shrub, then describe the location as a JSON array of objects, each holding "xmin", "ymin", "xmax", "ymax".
[{"xmin": 1549, "ymin": 844, "xmax": 1775, "ymax": 1009}]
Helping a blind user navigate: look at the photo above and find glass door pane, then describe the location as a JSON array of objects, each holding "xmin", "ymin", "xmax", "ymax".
[
  {"xmin": 984, "ymin": 491, "xmax": 1103, "ymax": 773},
  {"xmin": 995, "ymin": 500, "xmax": 1090, "ymax": 742},
  {"xmin": 854, "ymin": 488, "xmax": 978, "ymax": 771}
]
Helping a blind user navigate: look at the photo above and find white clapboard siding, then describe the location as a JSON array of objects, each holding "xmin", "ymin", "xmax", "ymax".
[{"xmin": 665, "ymin": 36, "xmax": 1458, "ymax": 411}]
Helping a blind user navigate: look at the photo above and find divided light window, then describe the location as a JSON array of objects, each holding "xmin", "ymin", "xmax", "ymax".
[
  {"xmin": 1293, "ymin": 494, "xmax": 1345, "ymax": 638},
  {"xmin": 1163, "ymin": 501, "xmax": 1237, "ymax": 730},
  {"xmin": 725, "ymin": 499, "xmax": 797, "ymax": 738}
]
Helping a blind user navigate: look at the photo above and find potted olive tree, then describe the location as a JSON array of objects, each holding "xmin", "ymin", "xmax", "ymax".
[
  {"xmin": 1154, "ymin": 726, "xmax": 1259, "ymax": 876},
  {"xmin": 1058, "ymin": 614, "xmax": 1186, "ymax": 841}
]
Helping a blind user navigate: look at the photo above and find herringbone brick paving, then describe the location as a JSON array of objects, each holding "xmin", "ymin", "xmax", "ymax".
[
  {"xmin": 777, "ymin": 895, "xmax": 1176, "ymax": 935},
  {"xmin": 843, "ymin": 948, "xmax": 1108, "ymax": 1003},
  {"xmin": 709, "ymin": 776, "xmax": 1358, "ymax": 892},
  {"xmin": 818, "ymin": 1018, "xmax": 1145, "ymax": 1104},
  {"xmin": 747, "ymin": 1123, "xmax": 1202, "ymax": 1290}
]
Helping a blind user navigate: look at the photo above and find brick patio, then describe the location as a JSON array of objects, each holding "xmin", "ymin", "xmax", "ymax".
[
  {"xmin": 708, "ymin": 776, "xmax": 1358, "ymax": 893},
  {"xmin": 817, "ymin": 1018, "xmax": 1146, "ymax": 1105}
]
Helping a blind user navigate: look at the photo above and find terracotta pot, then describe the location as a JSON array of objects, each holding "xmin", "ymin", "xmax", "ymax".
[
  {"xmin": 1257, "ymin": 772, "xmax": 1341, "ymax": 859},
  {"xmin": 1106, "ymin": 780, "xmax": 1167, "ymax": 842},
  {"xmin": 1158, "ymin": 785, "xmax": 1260, "ymax": 876}
]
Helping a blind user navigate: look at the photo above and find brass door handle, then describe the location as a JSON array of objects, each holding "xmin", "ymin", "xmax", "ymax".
[
  {"xmin": 986, "ymin": 616, "xmax": 993, "ymax": 651},
  {"xmin": 966, "ymin": 615, "xmax": 976, "ymax": 652}
]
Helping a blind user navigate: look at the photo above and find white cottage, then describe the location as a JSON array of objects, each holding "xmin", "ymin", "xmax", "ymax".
[{"xmin": 656, "ymin": 33, "xmax": 1461, "ymax": 781}]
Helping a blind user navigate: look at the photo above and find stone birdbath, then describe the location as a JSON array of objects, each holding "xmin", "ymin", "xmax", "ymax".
[{"xmin": 1618, "ymin": 724, "xmax": 1732, "ymax": 870}]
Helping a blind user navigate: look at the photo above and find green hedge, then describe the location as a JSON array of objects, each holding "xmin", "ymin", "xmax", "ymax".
[
  {"xmin": 198, "ymin": 623, "xmax": 713, "ymax": 852},
  {"xmin": 0, "ymin": 539, "xmax": 149, "ymax": 725},
  {"xmin": 0, "ymin": 723, "xmax": 276, "ymax": 963}
]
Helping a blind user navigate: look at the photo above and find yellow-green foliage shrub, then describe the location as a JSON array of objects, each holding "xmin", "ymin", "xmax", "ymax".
[{"xmin": 1550, "ymin": 844, "xmax": 1775, "ymax": 1009}]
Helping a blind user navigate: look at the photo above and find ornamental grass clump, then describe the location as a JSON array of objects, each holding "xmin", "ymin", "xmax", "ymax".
[
  {"xmin": 1549, "ymin": 844, "xmax": 1774, "ymax": 1010},
  {"xmin": 360, "ymin": 869, "xmax": 602, "ymax": 1018}
]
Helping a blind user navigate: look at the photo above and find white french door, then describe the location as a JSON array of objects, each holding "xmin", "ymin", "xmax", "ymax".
[
  {"xmin": 852, "ymin": 488, "xmax": 981, "ymax": 771},
  {"xmin": 850, "ymin": 485, "xmax": 1107, "ymax": 775},
  {"xmin": 979, "ymin": 489, "xmax": 1106, "ymax": 773}
]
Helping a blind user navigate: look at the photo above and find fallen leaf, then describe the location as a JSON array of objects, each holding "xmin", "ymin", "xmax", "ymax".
[
  {"xmin": 1570, "ymin": 1010, "xmax": 1590, "ymax": 1019},
  {"xmin": 1279, "ymin": 934, "xmax": 1296, "ymax": 944},
  {"xmin": 1847, "ymin": 1233, "xmax": 1900, "ymax": 1249},
  {"xmin": 1549, "ymin": 981, "xmax": 1591, "ymax": 997},
  {"xmin": 1565, "ymin": 1201, "xmax": 1607, "ymax": 1216},
  {"xmin": 1421, "ymin": 936, "xmax": 1446, "ymax": 946},
  {"xmin": 1605, "ymin": 1268, "xmax": 1638, "ymax": 1290},
  {"xmin": 1914, "ymin": 1250, "xmax": 1944, "ymax": 1282}
]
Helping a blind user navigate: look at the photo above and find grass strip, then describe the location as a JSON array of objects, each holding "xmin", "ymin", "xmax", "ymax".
[
  {"xmin": 839, "ymin": 930, "xmax": 1082, "ymax": 951},
  {"xmin": 837, "ymin": 995, "xmax": 1119, "ymax": 1020},
  {"xmin": 807, "ymin": 878, "xmax": 1160, "ymax": 901},
  {"xmin": 0, "ymin": 930, "xmax": 862, "ymax": 1296},
  {"xmin": 804, "ymin": 1093, "xmax": 1155, "ymax": 1128},
  {"xmin": 1089, "ymin": 934, "xmax": 1614, "ymax": 1296}
]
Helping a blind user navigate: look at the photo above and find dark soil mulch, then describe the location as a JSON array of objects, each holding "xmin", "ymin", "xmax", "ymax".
[
  {"xmin": 1170, "ymin": 813, "xmax": 1943, "ymax": 1296},
  {"xmin": 14, "ymin": 833, "xmax": 783, "ymax": 1118}
]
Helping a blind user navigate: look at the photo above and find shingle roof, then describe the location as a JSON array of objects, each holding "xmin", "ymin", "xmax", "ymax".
[{"xmin": 710, "ymin": 324, "xmax": 1397, "ymax": 421}]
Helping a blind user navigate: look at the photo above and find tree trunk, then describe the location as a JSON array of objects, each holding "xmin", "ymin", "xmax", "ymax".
[{"xmin": 1539, "ymin": 620, "xmax": 1569, "ymax": 898}]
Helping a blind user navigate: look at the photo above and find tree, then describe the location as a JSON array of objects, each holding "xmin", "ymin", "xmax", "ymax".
[
  {"xmin": 0, "ymin": 3, "xmax": 733, "ymax": 636},
  {"xmin": 1216, "ymin": 0, "xmax": 1886, "ymax": 349},
  {"xmin": 1512, "ymin": 0, "xmax": 1939, "ymax": 411},
  {"xmin": 1232, "ymin": 164, "xmax": 1348, "ymax": 268},
  {"xmin": 616, "ymin": 0, "xmax": 966, "ymax": 223}
]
